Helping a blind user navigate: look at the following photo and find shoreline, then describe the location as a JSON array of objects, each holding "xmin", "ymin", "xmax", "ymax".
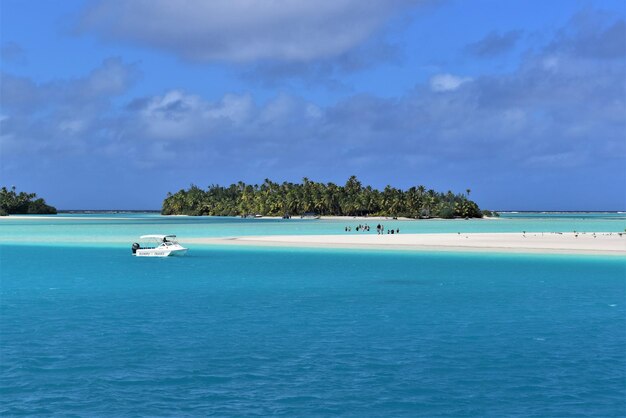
[
  {"xmin": 0, "ymin": 214, "xmax": 495, "ymax": 221},
  {"xmin": 183, "ymin": 232, "xmax": 626, "ymax": 256},
  {"xmin": 1, "ymin": 232, "xmax": 624, "ymax": 256}
]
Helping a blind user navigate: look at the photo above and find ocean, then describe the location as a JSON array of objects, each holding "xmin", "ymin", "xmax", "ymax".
[{"xmin": 1, "ymin": 214, "xmax": 625, "ymax": 416}]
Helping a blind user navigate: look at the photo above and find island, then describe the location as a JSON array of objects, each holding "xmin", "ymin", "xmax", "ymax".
[
  {"xmin": 0, "ymin": 186, "xmax": 57, "ymax": 216},
  {"xmin": 162, "ymin": 176, "xmax": 487, "ymax": 219}
]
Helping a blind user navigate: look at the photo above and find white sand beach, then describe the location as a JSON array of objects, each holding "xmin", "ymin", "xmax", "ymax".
[{"xmin": 185, "ymin": 232, "xmax": 626, "ymax": 256}]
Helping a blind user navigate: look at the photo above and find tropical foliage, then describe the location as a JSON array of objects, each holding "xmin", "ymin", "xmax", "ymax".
[
  {"xmin": 481, "ymin": 209, "xmax": 500, "ymax": 217},
  {"xmin": 162, "ymin": 176, "xmax": 482, "ymax": 218},
  {"xmin": 0, "ymin": 186, "xmax": 57, "ymax": 216}
]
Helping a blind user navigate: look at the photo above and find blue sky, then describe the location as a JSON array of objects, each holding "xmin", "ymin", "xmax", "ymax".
[{"xmin": 1, "ymin": 0, "xmax": 625, "ymax": 210}]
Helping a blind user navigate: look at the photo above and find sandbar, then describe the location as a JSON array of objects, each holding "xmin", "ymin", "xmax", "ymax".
[{"xmin": 185, "ymin": 232, "xmax": 626, "ymax": 256}]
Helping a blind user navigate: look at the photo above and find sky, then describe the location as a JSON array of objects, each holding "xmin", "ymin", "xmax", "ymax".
[{"xmin": 1, "ymin": 0, "xmax": 625, "ymax": 210}]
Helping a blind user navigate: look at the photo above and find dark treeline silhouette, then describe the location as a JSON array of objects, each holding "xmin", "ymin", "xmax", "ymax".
[
  {"xmin": 0, "ymin": 186, "xmax": 57, "ymax": 216},
  {"xmin": 162, "ymin": 176, "xmax": 483, "ymax": 219}
]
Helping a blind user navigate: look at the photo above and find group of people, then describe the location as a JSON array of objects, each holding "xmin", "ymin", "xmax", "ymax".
[
  {"xmin": 343, "ymin": 223, "xmax": 400, "ymax": 235},
  {"xmin": 344, "ymin": 223, "xmax": 370, "ymax": 232},
  {"xmin": 378, "ymin": 224, "xmax": 400, "ymax": 235}
]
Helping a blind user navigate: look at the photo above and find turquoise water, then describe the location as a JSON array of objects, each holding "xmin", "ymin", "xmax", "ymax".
[
  {"xmin": 1, "ymin": 212, "xmax": 625, "ymax": 246},
  {"xmin": 1, "ymin": 215, "xmax": 625, "ymax": 416}
]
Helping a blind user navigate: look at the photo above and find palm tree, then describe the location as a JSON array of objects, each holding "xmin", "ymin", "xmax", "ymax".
[{"xmin": 161, "ymin": 177, "xmax": 483, "ymax": 218}]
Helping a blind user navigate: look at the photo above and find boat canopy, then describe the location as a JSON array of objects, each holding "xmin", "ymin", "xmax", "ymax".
[{"xmin": 140, "ymin": 234, "xmax": 177, "ymax": 240}]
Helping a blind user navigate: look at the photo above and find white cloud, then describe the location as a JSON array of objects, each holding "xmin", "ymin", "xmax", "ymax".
[
  {"xmin": 205, "ymin": 94, "xmax": 253, "ymax": 124},
  {"xmin": 79, "ymin": 0, "xmax": 417, "ymax": 63},
  {"xmin": 136, "ymin": 90, "xmax": 272, "ymax": 140},
  {"xmin": 259, "ymin": 95, "xmax": 297, "ymax": 124},
  {"xmin": 429, "ymin": 73, "xmax": 472, "ymax": 92},
  {"xmin": 135, "ymin": 90, "xmax": 324, "ymax": 141},
  {"xmin": 138, "ymin": 91, "xmax": 195, "ymax": 140},
  {"xmin": 3, "ymin": 10, "xmax": 625, "ymax": 189}
]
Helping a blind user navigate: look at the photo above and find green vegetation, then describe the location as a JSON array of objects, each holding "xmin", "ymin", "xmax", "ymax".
[
  {"xmin": 0, "ymin": 186, "xmax": 57, "ymax": 216},
  {"xmin": 162, "ymin": 176, "xmax": 482, "ymax": 218}
]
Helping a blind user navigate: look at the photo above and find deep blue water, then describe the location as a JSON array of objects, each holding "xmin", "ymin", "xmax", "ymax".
[{"xmin": 1, "ymin": 244, "xmax": 625, "ymax": 416}]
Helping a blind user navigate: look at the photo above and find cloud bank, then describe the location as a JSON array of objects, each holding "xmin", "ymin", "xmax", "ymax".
[
  {"xmin": 78, "ymin": 0, "xmax": 417, "ymax": 64},
  {"xmin": 2, "ymin": 9, "xmax": 625, "ymax": 208}
]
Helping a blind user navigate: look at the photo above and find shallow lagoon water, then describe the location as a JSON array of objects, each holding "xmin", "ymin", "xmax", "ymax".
[
  {"xmin": 1, "ymin": 214, "xmax": 625, "ymax": 416},
  {"xmin": 1, "ymin": 212, "xmax": 625, "ymax": 245}
]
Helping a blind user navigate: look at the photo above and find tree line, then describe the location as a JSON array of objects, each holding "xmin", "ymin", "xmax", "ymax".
[
  {"xmin": 0, "ymin": 186, "xmax": 57, "ymax": 215},
  {"xmin": 162, "ymin": 176, "xmax": 487, "ymax": 218}
]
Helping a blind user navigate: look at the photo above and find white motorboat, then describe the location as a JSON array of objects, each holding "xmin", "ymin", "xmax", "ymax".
[{"xmin": 131, "ymin": 235, "xmax": 188, "ymax": 257}]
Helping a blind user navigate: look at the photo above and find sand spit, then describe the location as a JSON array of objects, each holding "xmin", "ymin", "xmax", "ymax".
[{"xmin": 184, "ymin": 232, "xmax": 626, "ymax": 256}]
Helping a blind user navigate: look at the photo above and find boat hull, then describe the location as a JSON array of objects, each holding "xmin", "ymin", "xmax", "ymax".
[
  {"xmin": 131, "ymin": 235, "xmax": 188, "ymax": 257},
  {"xmin": 133, "ymin": 247, "xmax": 188, "ymax": 257}
]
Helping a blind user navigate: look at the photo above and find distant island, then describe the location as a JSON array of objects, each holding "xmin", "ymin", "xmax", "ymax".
[
  {"xmin": 0, "ymin": 186, "xmax": 57, "ymax": 216},
  {"xmin": 162, "ymin": 176, "xmax": 488, "ymax": 218}
]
